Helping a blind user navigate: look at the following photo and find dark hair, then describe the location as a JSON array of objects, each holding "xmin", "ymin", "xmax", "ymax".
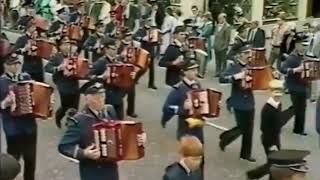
[
  {"xmin": 191, "ymin": 5, "xmax": 198, "ymax": 10},
  {"xmin": 165, "ymin": 7, "xmax": 173, "ymax": 16},
  {"xmin": 175, "ymin": 9, "xmax": 182, "ymax": 17}
]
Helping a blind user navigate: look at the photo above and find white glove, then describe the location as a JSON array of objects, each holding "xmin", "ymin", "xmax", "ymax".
[{"xmin": 233, "ymin": 71, "xmax": 245, "ymax": 80}]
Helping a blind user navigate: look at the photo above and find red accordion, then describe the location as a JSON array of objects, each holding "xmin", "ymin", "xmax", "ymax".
[
  {"xmin": 186, "ymin": 89, "xmax": 222, "ymax": 118},
  {"xmin": 93, "ymin": 121, "xmax": 145, "ymax": 162},
  {"xmin": 148, "ymin": 29, "xmax": 161, "ymax": 44},
  {"xmin": 124, "ymin": 47, "xmax": 150, "ymax": 70},
  {"xmin": 188, "ymin": 37, "xmax": 206, "ymax": 52},
  {"xmin": 250, "ymin": 48, "xmax": 268, "ymax": 66},
  {"xmin": 241, "ymin": 66, "xmax": 274, "ymax": 90},
  {"xmin": 64, "ymin": 25, "xmax": 83, "ymax": 41},
  {"xmin": 106, "ymin": 64, "xmax": 135, "ymax": 90},
  {"xmin": 35, "ymin": 40, "xmax": 55, "ymax": 59},
  {"xmin": 32, "ymin": 17, "xmax": 49, "ymax": 31},
  {"xmin": 301, "ymin": 58, "xmax": 320, "ymax": 81},
  {"xmin": 11, "ymin": 81, "xmax": 54, "ymax": 118},
  {"xmin": 63, "ymin": 57, "xmax": 90, "ymax": 79}
]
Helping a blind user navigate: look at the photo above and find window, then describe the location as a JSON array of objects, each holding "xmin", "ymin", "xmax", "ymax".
[{"xmin": 263, "ymin": 0, "xmax": 298, "ymax": 22}]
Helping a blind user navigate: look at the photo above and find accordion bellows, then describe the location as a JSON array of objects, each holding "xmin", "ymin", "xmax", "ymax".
[
  {"xmin": 11, "ymin": 81, "xmax": 53, "ymax": 118},
  {"xmin": 93, "ymin": 121, "xmax": 145, "ymax": 162},
  {"xmin": 186, "ymin": 89, "xmax": 222, "ymax": 118},
  {"xmin": 301, "ymin": 59, "xmax": 320, "ymax": 81}
]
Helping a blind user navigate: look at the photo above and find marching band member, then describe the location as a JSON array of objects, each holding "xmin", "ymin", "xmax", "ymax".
[
  {"xmin": 268, "ymin": 150, "xmax": 310, "ymax": 180},
  {"xmin": 118, "ymin": 28, "xmax": 138, "ymax": 118},
  {"xmin": 16, "ymin": 2, "xmax": 35, "ymax": 31},
  {"xmin": 48, "ymin": 5, "xmax": 68, "ymax": 40},
  {"xmin": 161, "ymin": 61, "xmax": 204, "ymax": 179},
  {"xmin": 58, "ymin": 81, "xmax": 120, "ymax": 180},
  {"xmin": 68, "ymin": 0, "xmax": 85, "ymax": 24},
  {"xmin": 45, "ymin": 38, "xmax": 80, "ymax": 128},
  {"xmin": 90, "ymin": 40, "xmax": 126, "ymax": 120},
  {"xmin": 161, "ymin": 61, "xmax": 203, "ymax": 143},
  {"xmin": 159, "ymin": 26, "xmax": 188, "ymax": 87},
  {"xmin": 104, "ymin": 10, "xmax": 119, "ymax": 38},
  {"xmin": 246, "ymin": 80, "xmax": 294, "ymax": 180},
  {"xmin": 133, "ymin": 15, "xmax": 158, "ymax": 89},
  {"xmin": 83, "ymin": 21, "xmax": 106, "ymax": 62},
  {"xmin": 227, "ymin": 25, "xmax": 248, "ymax": 62},
  {"xmin": 280, "ymin": 37, "xmax": 309, "ymax": 136},
  {"xmin": 163, "ymin": 135, "xmax": 203, "ymax": 180},
  {"xmin": 218, "ymin": 45, "xmax": 256, "ymax": 162},
  {"xmin": 0, "ymin": 52, "xmax": 37, "ymax": 180},
  {"xmin": 14, "ymin": 20, "xmax": 44, "ymax": 82}
]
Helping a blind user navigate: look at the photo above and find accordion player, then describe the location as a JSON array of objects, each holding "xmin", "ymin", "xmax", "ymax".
[
  {"xmin": 10, "ymin": 81, "xmax": 54, "ymax": 118},
  {"xmin": 93, "ymin": 120, "xmax": 145, "ymax": 162},
  {"xmin": 301, "ymin": 58, "xmax": 320, "ymax": 81},
  {"xmin": 250, "ymin": 48, "xmax": 268, "ymax": 67},
  {"xmin": 185, "ymin": 88, "xmax": 222, "ymax": 118},
  {"xmin": 241, "ymin": 66, "xmax": 274, "ymax": 90},
  {"xmin": 105, "ymin": 64, "xmax": 136, "ymax": 90},
  {"xmin": 63, "ymin": 57, "xmax": 90, "ymax": 79}
]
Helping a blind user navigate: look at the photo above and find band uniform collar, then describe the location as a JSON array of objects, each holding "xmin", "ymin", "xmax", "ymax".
[
  {"xmin": 183, "ymin": 77, "xmax": 199, "ymax": 89},
  {"xmin": 267, "ymin": 97, "xmax": 281, "ymax": 109},
  {"xmin": 173, "ymin": 39, "xmax": 183, "ymax": 47},
  {"xmin": 179, "ymin": 159, "xmax": 191, "ymax": 175}
]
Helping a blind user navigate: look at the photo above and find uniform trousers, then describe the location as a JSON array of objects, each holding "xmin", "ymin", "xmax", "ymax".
[
  {"xmin": 28, "ymin": 72, "xmax": 44, "ymax": 82},
  {"xmin": 56, "ymin": 92, "xmax": 80, "ymax": 125},
  {"xmin": 246, "ymin": 135, "xmax": 280, "ymax": 179},
  {"xmin": 290, "ymin": 92, "xmax": 307, "ymax": 133},
  {"xmin": 6, "ymin": 132, "xmax": 37, "ymax": 180},
  {"xmin": 219, "ymin": 109, "xmax": 254, "ymax": 159},
  {"xmin": 214, "ymin": 49, "xmax": 227, "ymax": 75},
  {"xmin": 113, "ymin": 103, "xmax": 124, "ymax": 120},
  {"xmin": 148, "ymin": 55, "xmax": 155, "ymax": 87},
  {"xmin": 269, "ymin": 47, "xmax": 281, "ymax": 70},
  {"xmin": 127, "ymin": 86, "xmax": 136, "ymax": 116}
]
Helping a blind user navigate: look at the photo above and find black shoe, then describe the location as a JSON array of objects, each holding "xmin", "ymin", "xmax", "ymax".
[
  {"xmin": 128, "ymin": 113, "xmax": 138, "ymax": 118},
  {"xmin": 293, "ymin": 131, "xmax": 308, "ymax": 136},
  {"xmin": 240, "ymin": 157, "xmax": 256, "ymax": 163},
  {"xmin": 219, "ymin": 141, "xmax": 226, "ymax": 152},
  {"xmin": 148, "ymin": 85, "xmax": 158, "ymax": 90}
]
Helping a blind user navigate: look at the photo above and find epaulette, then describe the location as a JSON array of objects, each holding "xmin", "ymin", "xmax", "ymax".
[{"xmin": 173, "ymin": 82, "xmax": 183, "ymax": 89}]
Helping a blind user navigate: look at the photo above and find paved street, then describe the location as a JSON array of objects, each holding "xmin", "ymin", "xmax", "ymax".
[{"xmin": 1, "ymin": 29, "xmax": 320, "ymax": 180}]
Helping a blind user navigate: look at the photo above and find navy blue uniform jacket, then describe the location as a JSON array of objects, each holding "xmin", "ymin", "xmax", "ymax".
[
  {"xmin": 163, "ymin": 162, "xmax": 202, "ymax": 180},
  {"xmin": 0, "ymin": 73, "xmax": 36, "ymax": 136},
  {"xmin": 161, "ymin": 80, "xmax": 204, "ymax": 143},
  {"xmin": 280, "ymin": 53, "xmax": 309, "ymax": 94},
  {"xmin": 159, "ymin": 41, "xmax": 185, "ymax": 86},
  {"xmin": 45, "ymin": 53, "xmax": 79, "ymax": 94},
  {"xmin": 15, "ymin": 34, "xmax": 43, "ymax": 74},
  {"xmin": 58, "ymin": 106, "xmax": 119, "ymax": 180},
  {"xmin": 83, "ymin": 35, "xmax": 104, "ymax": 62},
  {"xmin": 219, "ymin": 62, "xmax": 255, "ymax": 111}
]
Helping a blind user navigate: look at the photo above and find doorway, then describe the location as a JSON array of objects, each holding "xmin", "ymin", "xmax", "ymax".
[{"xmin": 308, "ymin": 0, "xmax": 320, "ymax": 18}]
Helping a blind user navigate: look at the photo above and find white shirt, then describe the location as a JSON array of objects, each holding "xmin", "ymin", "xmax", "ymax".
[
  {"xmin": 248, "ymin": 28, "xmax": 257, "ymax": 41},
  {"xmin": 179, "ymin": 159, "xmax": 191, "ymax": 175},
  {"xmin": 267, "ymin": 97, "xmax": 281, "ymax": 109}
]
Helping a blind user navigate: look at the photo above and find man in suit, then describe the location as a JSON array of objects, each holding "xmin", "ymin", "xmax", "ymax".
[
  {"xmin": 218, "ymin": 45, "xmax": 256, "ymax": 162},
  {"xmin": 122, "ymin": 0, "xmax": 140, "ymax": 31},
  {"xmin": 247, "ymin": 21, "xmax": 266, "ymax": 48},
  {"xmin": 0, "ymin": 53, "xmax": 37, "ymax": 180},
  {"xmin": 137, "ymin": 0, "xmax": 152, "ymax": 20},
  {"xmin": 280, "ymin": 38, "xmax": 309, "ymax": 136},
  {"xmin": 214, "ymin": 13, "xmax": 231, "ymax": 77}
]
